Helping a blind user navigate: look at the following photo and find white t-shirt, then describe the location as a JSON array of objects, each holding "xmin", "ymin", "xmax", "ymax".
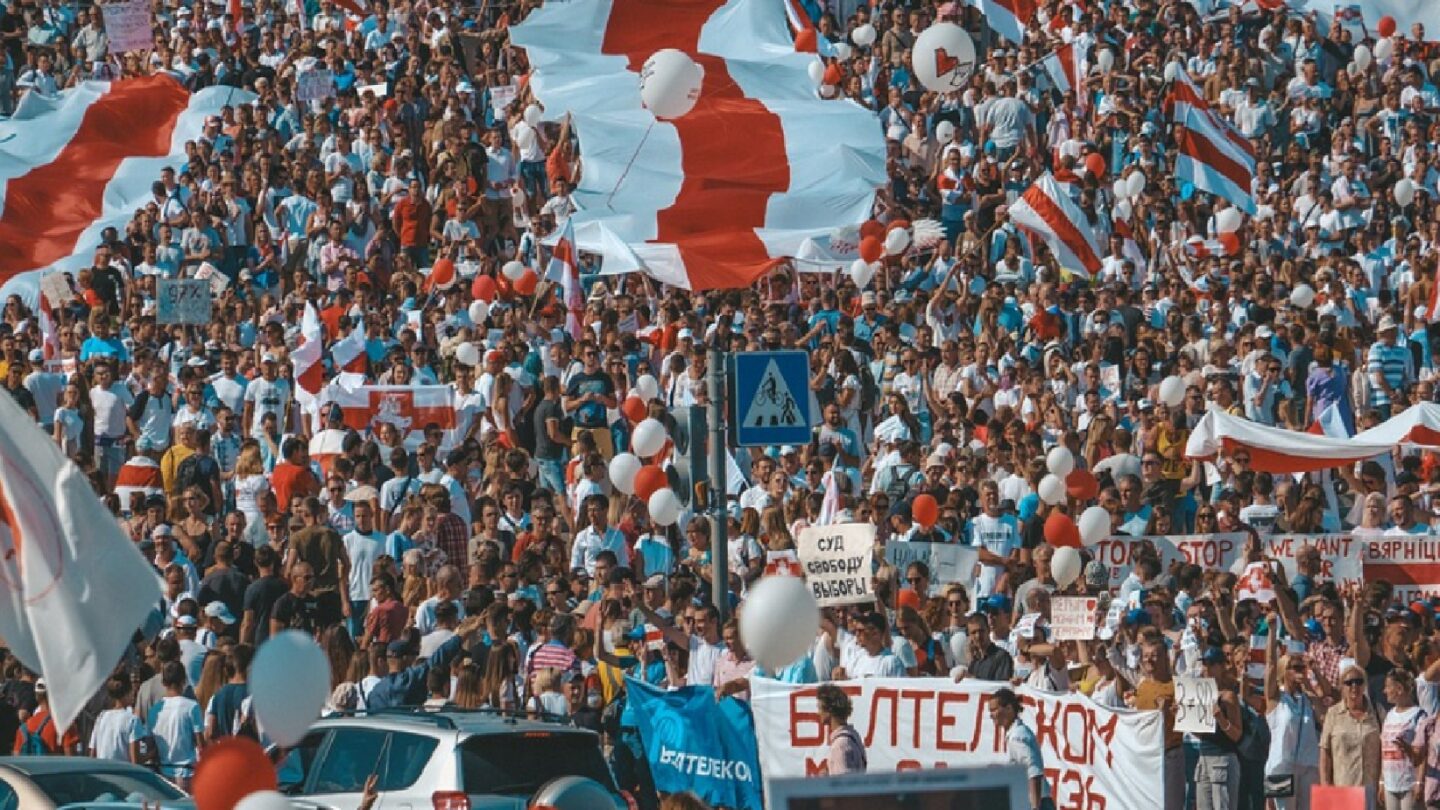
[
  {"xmin": 342, "ymin": 530, "xmax": 384, "ymax": 601},
  {"xmin": 686, "ymin": 636, "xmax": 726, "ymax": 687},
  {"xmin": 969, "ymin": 512, "xmax": 1020, "ymax": 598},
  {"xmin": 1382, "ymin": 705, "xmax": 1426, "ymax": 792},
  {"xmin": 849, "ymin": 648, "xmax": 907, "ymax": 678},
  {"xmin": 90, "ymin": 708, "xmax": 145, "ymax": 761},
  {"xmin": 148, "ymin": 696, "xmax": 203, "ymax": 777}
]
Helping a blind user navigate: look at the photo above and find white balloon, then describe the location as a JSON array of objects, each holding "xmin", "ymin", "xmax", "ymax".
[
  {"xmin": 1290, "ymin": 284, "xmax": 1316, "ymax": 309},
  {"xmin": 935, "ymin": 120, "xmax": 956, "ymax": 143},
  {"xmin": 1158, "ymin": 375, "xmax": 1186, "ymax": 407},
  {"xmin": 467, "ymin": 301, "xmax": 488, "ymax": 324},
  {"xmin": 455, "ymin": 341, "xmax": 480, "ymax": 367},
  {"xmin": 1114, "ymin": 199, "xmax": 1132, "ymax": 221},
  {"xmin": 1214, "ymin": 207, "xmax": 1243, "ymax": 234},
  {"xmin": 807, "ymin": 60, "xmax": 825, "ymax": 85},
  {"xmin": 639, "ymin": 49, "xmax": 704, "ymax": 120},
  {"xmin": 833, "ymin": 42, "xmax": 853, "ymax": 61},
  {"xmin": 739, "ymin": 575, "xmax": 820, "ymax": 671},
  {"xmin": 852, "ymin": 23, "xmax": 877, "ymax": 47},
  {"xmin": 1126, "ymin": 171, "xmax": 1146, "ymax": 199},
  {"xmin": 251, "ymin": 631, "xmax": 330, "ymax": 747},
  {"xmin": 635, "ymin": 374, "xmax": 660, "ymax": 402},
  {"xmin": 1396, "ymin": 178, "xmax": 1416, "ymax": 206},
  {"xmin": 502, "ymin": 260, "xmax": 527, "ymax": 282},
  {"xmin": 1376, "ymin": 37, "xmax": 1395, "ymax": 61},
  {"xmin": 609, "ymin": 453, "xmax": 642, "ymax": 495},
  {"xmin": 883, "ymin": 227, "xmax": 910, "ymax": 256},
  {"xmin": 631, "ymin": 418, "xmax": 668, "ymax": 457},
  {"xmin": 849, "ymin": 259, "xmax": 876, "ymax": 289},
  {"xmin": 1353, "ymin": 44, "xmax": 1372, "ymax": 71},
  {"xmin": 819, "ymin": 83, "xmax": 837, "ymax": 99},
  {"xmin": 1038, "ymin": 474, "xmax": 1067, "ymax": 506},
  {"xmin": 523, "ymin": 103, "xmax": 543, "ymax": 127},
  {"xmin": 1097, "ymin": 48, "xmax": 1115, "ymax": 73},
  {"xmin": 1112, "ymin": 177, "xmax": 1129, "ymax": 200},
  {"xmin": 1078, "ymin": 506, "xmax": 1112, "ymax": 547},
  {"xmin": 1164, "ymin": 61, "xmax": 1182, "ymax": 83},
  {"xmin": 1046, "ymin": 446, "xmax": 1075, "ymax": 477},
  {"xmin": 236, "ymin": 791, "xmax": 293, "ymax": 810},
  {"xmin": 913, "ymin": 22, "xmax": 976, "ymax": 93},
  {"xmin": 648, "ymin": 488, "xmax": 682, "ymax": 526},
  {"xmin": 1051, "ymin": 546, "xmax": 1083, "ymax": 589}
]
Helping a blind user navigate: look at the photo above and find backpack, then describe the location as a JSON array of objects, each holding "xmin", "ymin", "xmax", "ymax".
[
  {"xmin": 882, "ymin": 464, "xmax": 919, "ymax": 501},
  {"xmin": 857, "ymin": 361, "xmax": 881, "ymax": 413},
  {"xmin": 19, "ymin": 715, "xmax": 52, "ymax": 755},
  {"xmin": 1235, "ymin": 699, "xmax": 1271, "ymax": 765},
  {"xmin": 175, "ymin": 454, "xmax": 206, "ymax": 494}
]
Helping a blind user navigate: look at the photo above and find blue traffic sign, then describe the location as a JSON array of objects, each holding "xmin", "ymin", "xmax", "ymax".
[{"xmin": 732, "ymin": 351, "xmax": 812, "ymax": 447}]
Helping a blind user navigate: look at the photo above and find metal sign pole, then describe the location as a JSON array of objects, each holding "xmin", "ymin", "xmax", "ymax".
[{"xmin": 706, "ymin": 345, "xmax": 730, "ymax": 623}]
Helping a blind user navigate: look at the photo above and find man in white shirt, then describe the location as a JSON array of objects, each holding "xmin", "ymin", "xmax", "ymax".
[
  {"xmin": 836, "ymin": 612, "xmax": 907, "ymax": 678},
  {"xmin": 970, "ymin": 480, "xmax": 1021, "ymax": 599},
  {"xmin": 90, "ymin": 361, "xmax": 132, "ymax": 485},
  {"xmin": 341, "ymin": 502, "xmax": 384, "ymax": 639},
  {"xmin": 570, "ymin": 493, "xmax": 629, "ymax": 575}
]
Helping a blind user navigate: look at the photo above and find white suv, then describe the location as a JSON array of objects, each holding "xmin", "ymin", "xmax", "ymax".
[{"xmin": 278, "ymin": 708, "xmax": 628, "ymax": 810}]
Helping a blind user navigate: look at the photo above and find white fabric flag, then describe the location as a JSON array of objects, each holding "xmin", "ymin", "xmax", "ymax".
[{"xmin": 0, "ymin": 390, "xmax": 162, "ymax": 733}]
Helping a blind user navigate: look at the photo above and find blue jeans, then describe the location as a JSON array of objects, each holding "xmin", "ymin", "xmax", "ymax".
[
  {"xmin": 347, "ymin": 600, "xmax": 369, "ymax": 641},
  {"xmin": 520, "ymin": 160, "xmax": 547, "ymax": 203},
  {"xmin": 537, "ymin": 457, "xmax": 566, "ymax": 497}
]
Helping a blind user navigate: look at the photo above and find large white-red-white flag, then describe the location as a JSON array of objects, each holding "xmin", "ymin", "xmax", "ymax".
[
  {"xmin": 1041, "ymin": 42, "xmax": 1084, "ymax": 96},
  {"xmin": 1007, "ymin": 172, "xmax": 1103, "ymax": 277},
  {"xmin": 545, "ymin": 217, "xmax": 583, "ymax": 340},
  {"xmin": 331, "ymin": 322, "xmax": 367, "ymax": 376},
  {"xmin": 293, "ymin": 302, "xmax": 324, "ymax": 413},
  {"xmin": 320, "ymin": 382, "xmax": 457, "ymax": 433},
  {"xmin": 0, "ymin": 390, "xmax": 162, "ymax": 734},
  {"xmin": 0, "ymin": 76, "xmax": 254, "ymax": 307},
  {"xmin": 979, "ymin": 0, "xmax": 1037, "ymax": 43},
  {"xmin": 1167, "ymin": 72, "xmax": 1257, "ymax": 214}
]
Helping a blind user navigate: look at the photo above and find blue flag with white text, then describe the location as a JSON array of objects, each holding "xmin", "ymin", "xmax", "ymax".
[{"xmin": 624, "ymin": 677, "xmax": 764, "ymax": 810}]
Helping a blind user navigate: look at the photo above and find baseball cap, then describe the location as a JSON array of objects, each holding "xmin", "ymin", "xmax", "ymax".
[
  {"xmin": 176, "ymin": 615, "xmax": 198, "ymax": 628},
  {"xmin": 1379, "ymin": 315, "xmax": 1399, "ymax": 332},
  {"xmin": 643, "ymin": 574, "xmax": 666, "ymax": 590},
  {"xmin": 1125, "ymin": 608, "xmax": 1152, "ymax": 626},
  {"xmin": 204, "ymin": 602, "xmax": 237, "ymax": 625},
  {"xmin": 678, "ymin": 328, "xmax": 694, "ymax": 340},
  {"xmin": 387, "ymin": 639, "xmax": 417, "ymax": 657},
  {"xmin": 26, "ymin": 349, "xmax": 42, "ymax": 363},
  {"xmin": 152, "ymin": 524, "xmax": 174, "ymax": 539}
]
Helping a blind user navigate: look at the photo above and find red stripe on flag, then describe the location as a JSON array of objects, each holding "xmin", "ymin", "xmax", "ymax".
[
  {"xmin": 1178, "ymin": 128, "xmax": 1253, "ymax": 190},
  {"xmin": 602, "ymin": 0, "xmax": 790, "ymax": 290},
  {"xmin": 1219, "ymin": 438, "xmax": 1363, "ymax": 474},
  {"xmin": 1019, "ymin": 182, "xmax": 1101, "ymax": 273},
  {"xmin": 1364, "ymin": 564, "xmax": 1440, "ymax": 592},
  {"xmin": 0, "ymin": 76, "xmax": 189, "ymax": 282}
]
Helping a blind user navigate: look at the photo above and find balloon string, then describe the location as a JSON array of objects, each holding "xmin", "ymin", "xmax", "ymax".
[{"xmin": 607, "ymin": 119, "xmax": 656, "ymax": 209}]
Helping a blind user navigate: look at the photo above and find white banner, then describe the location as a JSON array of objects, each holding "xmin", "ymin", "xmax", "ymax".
[
  {"xmin": 750, "ymin": 677, "xmax": 1164, "ymax": 810},
  {"xmin": 1051, "ymin": 596, "xmax": 1098, "ymax": 641},
  {"xmin": 884, "ymin": 541, "xmax": 977, "ymax": 597},
  {"xmin": 795, "ymin": 523, "xmax": 875, "ymax": 606},
  {"xmin": 297, "ymin": 69, "xmax": 335, "ymax": 102},
  {"xmin": 102, "ymin": 0, "xmax": 152, "ymax": 55}
]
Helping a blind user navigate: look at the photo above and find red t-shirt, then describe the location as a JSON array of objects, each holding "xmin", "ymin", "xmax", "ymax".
[
  {"xmin": 363, "ymin": 598, "xmax": 408, "ymax": 644},
  {"xmin": 391, "ymin": 197, "xmax": 432, "ymax": 248},
  {"xmin": 14, "ymin": 706, "xmax": 79, "ymax": 754},
  {"xmin": 271, "ymin": 461, "xmax": 319, "ymax": 511}
]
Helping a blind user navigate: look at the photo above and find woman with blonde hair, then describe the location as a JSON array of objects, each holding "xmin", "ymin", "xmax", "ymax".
[
  {"xmin": 758, "ymin": 506, "xmax": 793, "ymax": 551},
  {"xmin": 232, "ymin": 442, "xmax": 270, "ymax": 527},
  {"xmin": 481, "ymin": 641, "xmax": 521, "ymax": 710},
  {"xmin": 1319, "ymin": 663, "xmax": 1381, "ymax": 809},
  {"xmin": 193, "ymin": 653, "xmax": 228, "ymax": 718},
  {"xmin": 451, "ymin": 663, "xmax": 484, "ymax": 709}
]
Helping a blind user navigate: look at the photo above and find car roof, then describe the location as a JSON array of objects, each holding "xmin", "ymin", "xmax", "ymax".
[
  {"xmin": 312, "ymin": 708, "xmax": 598, "ymax": 738},
  {"xmin": 0, "ymin": 757, "xmax": 157, "ymax": 777}
]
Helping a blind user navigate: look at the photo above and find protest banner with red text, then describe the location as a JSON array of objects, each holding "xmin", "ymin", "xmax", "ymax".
[{"xmin": 750, "ymin": 676, "xmax": 1163, "ymax": 810}]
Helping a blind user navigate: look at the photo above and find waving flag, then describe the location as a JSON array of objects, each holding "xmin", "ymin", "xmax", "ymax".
[
  {"xmin": 293, "ymin": 302, "xmax": 325, "ymax": 414},
  {"xmin": 1041, "ymin": 42, "xmax": 1083, "ymax": 96},
  {"xmin": 0, "ymin": 390, "xmax": 162, "ymax": 735},
  {"xmin": 0, "ymin": 77, "xmax": 254, "ymax": 308},
  {"xmin": 510, "ymin": 0, "xmax": 885, "ymax": 291},
  {"xmin": 320, "ymin": 382, "xmax": 457, "ymax": 433},
  {"xmin": 545, "ymin": 217, "xmax": 583, "ymax": 340},
  {"xmin": 1183, "ymin": 232, "xmax": 1242, "ymax": 259},
  {"xmin": 331, "ymin": 323, "xmax": 367, "ymax": 376},
  {"xmin": 114, "ymin": 456, "xmax": 163, "ymax": 505},
  {"xmin": 1007, "ymin": 173, "xmax": 1102, "ymax": 277},
  {"xmin": 1167, "ymin": 72, "xmax": 1257, "ymax": 213},
  {"xmin": 980, "ymin": 0, "xmax": 1037, "ymax": 43}
]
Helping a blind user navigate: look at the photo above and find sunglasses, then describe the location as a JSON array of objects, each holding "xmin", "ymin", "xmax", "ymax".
[{"xmin": 1343, "ymin": 678, "xmax": 1365, "ymax": 687}]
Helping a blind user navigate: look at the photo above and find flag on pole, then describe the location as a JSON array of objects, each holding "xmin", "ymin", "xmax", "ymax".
[
  {"xmin": 1007, "ymin": 172, "xmax": 1103, "ymax": 277},
  {"xmin": 331, "ymin": 323, "xmax": 367, "ymax": 376},
  {"xmin": 1167, "ymin": 72, "xmax": 1257, "ymax": 213},
  {"xmin": 979, "ymin": 0, "xmax": 1037, "ymax": 44},
  {"xmin": 545, "ymin": 218, "xmax": 583, "ymax": 341},
  {"xmin": 1041, "ymin": 42, "xmax": 1083, "ymax": 96},
  {"xmin": 293, "ymin": 302, "xmax": 324, "ymax": 413},
  {"xmin": 0, "ymin": 389, "xmax": 162, "ymax": 734}
]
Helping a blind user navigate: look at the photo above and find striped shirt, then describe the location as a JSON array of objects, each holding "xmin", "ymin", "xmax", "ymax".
[
  {"xmin": 1367, "ymin": 341, "xmax": 1411, "ymax": 407},
  {"xmin": 527, "ymin": 640, "xmax": 579, "ymax": 677}
]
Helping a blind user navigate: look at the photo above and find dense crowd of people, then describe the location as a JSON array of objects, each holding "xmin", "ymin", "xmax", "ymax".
[{"xmin": 3, "ymin": 0, "xmax": 1440, "ymax": 809}]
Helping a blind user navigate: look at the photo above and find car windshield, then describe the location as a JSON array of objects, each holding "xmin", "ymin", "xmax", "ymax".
[
  {"xmin": 32, "ymin": 771, "xmax": 186, "ymax": 806},
  {"xmin": 460, "ymin": 732, "xmax": 616, "ymax": 796}
]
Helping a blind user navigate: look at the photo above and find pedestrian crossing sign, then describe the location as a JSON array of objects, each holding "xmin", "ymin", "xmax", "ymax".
[{"xmin": 732, "ymin": 351, "xmax": 812, "ymax": 447}]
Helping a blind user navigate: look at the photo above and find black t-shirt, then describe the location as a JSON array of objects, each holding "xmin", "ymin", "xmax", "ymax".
[
  {"xmin": 243, "ymin": 575, "xmax": 290, "ymax": 645},
  {"xmin": 0, "ymin": 13, "xmax": 22, "ymax": 68},
  {"xmin": 198, "ymin": 567, "xmax": 251, "ymax": 619},
  {"xmin": 533, "ymin": 399, "xmax": 564, "ymax": 460},
  {"xmin": 4, "ymin": 383, "xmax": 34, "ymax": 414},
  {"xmin": 90, "ymin": 265, "xmax": 125, "ymax": 308},
  {"xmin": 272, "ymin": 591, "xmax": 320, "ymax": 636}
]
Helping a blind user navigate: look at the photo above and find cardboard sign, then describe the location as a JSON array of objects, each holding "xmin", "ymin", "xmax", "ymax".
[
  {"xmin": 490, "ymin": 83, "xmax": 518, "ymax": 117},
  {"xmin": 883, "ymin": 542, "xmax": 977, "ymax": 597},
  {"xmin": 1174, "ymin": 676, "xmax": 1218, "ymax": 734},
  {"xmin": 1052, "ymin": 596, "xmax": 1099, "ymax": 641},
  {"xmin": 39, "ymin": 272, "xmax": 74, "ymax": 306},
  {"xmin": 795, "ymin": 523, "xmax": 875, "ymax": 607},
  {"xmin": 102, "ymin": 0, "xmax": 153, "ymax": 55},
  {"xmin": 156, "ymin": 279, "xmax": 211, "ymax": 325},
  {"xmin": 194, "ymin": 262, "xmax": 230, "ymax": 296},
  {"xmin": 297, "ymin": 69, "xmax": 336, "ymax": 102}
]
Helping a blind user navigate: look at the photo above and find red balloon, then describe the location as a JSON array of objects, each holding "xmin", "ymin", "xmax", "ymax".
[
  {"xmin": 912, "ymin": 494, "xmax": 938, "ymax": 529},
  {"xmin": 194, "ymin": 737, "xmax": 277, "ymax": 810},
  {"xmin": 822, "ymin": 63, "xmax": 843, "ymax": 86},
  {"xmin": 1379, "ymin": 15, "xmax": 1396, "ymax": 37},
  {"xmin": 795, "ymin": 28, "xmax": 818, "ymax": 52},
  {"xmin": 859, "ymin": 219, "xmax": 885, "ymax": 240},
  {"xmin": 1066, "ymin": 468, "xmax": 1100, "ymax": 501},
  {"xmin": 621, "ymin": 396, "xmax": 647, "ymax": 424},
  {"xmin": 427, "ymin": 258, "xmax": 456, "ymax": 290},
  {"xmin": 1044, "ymin": 511, "xmax": 1081, "ymax": 548},
  {"xmin": 858, "ymin": 236, "xmax": 883, "ymax": 263},
  {"xmin": 514, "ymin": 269, "xmax": 539, "ymax": 296},
  {"xmin": 634, "ymin": 466, "xmax": 668, "ymax": 501},
  {"xmin": 472, "ymin": 275, "xmax": 497, "ymax": 303},
  {"xmin": 1084, "ymin": 152, "xmax": 1106, "ymax": 178}
]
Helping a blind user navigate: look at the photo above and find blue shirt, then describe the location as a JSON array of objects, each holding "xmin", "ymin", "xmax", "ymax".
[{"xmin": 80, "ymin": 336, "xmax": 128, "ymax": 362}]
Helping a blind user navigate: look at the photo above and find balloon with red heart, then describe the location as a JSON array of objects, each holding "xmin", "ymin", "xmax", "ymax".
[{"xmin": 914, "ymin": 22, "xmax": 976, "ymax": 93}]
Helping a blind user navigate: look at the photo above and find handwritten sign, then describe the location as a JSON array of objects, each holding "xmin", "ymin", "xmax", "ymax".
[
  {"xmin": 102, "ymin": 0, "xmax": 153, "ymax": 55},
  {"xmin": 156, "ymin": 279, "xmax": 211, "ymax": 325},
  {"xmin": 297, "ymin": 69, "xmax": 335, "ymax": 102},
  {"xmin": 795, "ymin": 523, "xmax": 875, "ymax": 607},
  {"xmin": 490, "ymin": 83, "xmax": 518, "ymax": 117},
  {"xmin": 884, "ymin": 542, "xmax": 977, "ymax": 597},
  {"xmin": 1052, "ymin": 596, "xmax": 1099, "ymax": 641},
  {"xmin": 1174, "ymin": 676, "xmax": 1218, "ymax": 734},
  {"xmin": 39, "ymin": 272, "xmax": 74, "ymax": 306}
]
